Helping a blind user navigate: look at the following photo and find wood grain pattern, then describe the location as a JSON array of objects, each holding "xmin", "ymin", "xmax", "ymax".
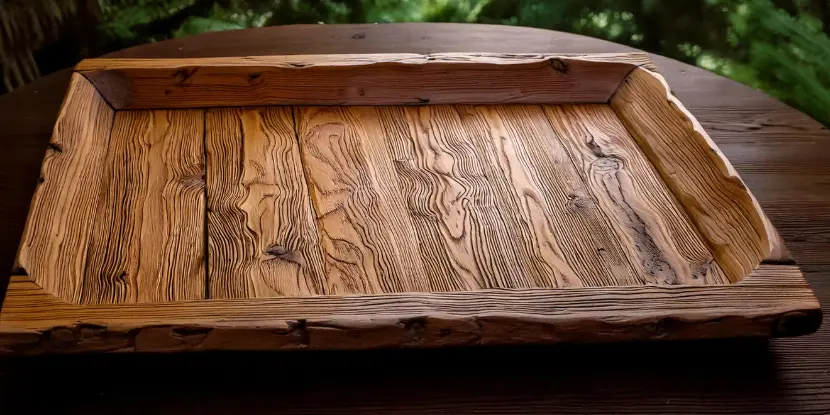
[
  {"xmin": 76, "ymin": 53, "xmax": 649, "ymax": 109},
  {"xmin": 374, "ymin": 106, "xmax": 486, "ymax": 292},
  {"xmin": 15, "ymin": 74, "xmax": 114, "ymax": 304},
  {"xmin": 543, "ymin": 104, "xmax": 730, "ymax": 285},
  {"xmin": 611, "ymin": 68, "xmax": 773, "ymax": 282},
  {"xmin": 0, "ymin": 264, "xmax": 820, "ymax": 354},
  {"xmin": 206, "ymin": 107, "xmax": 326, "ymax": 298},
  {"xmin": 296, "ymin": 106, "xmax": 431, "ymax": 294},
  {"xmin": 376, "ymin": 105, "xmax": 555, "ymax": 290},
  {"xmin": 82, "ymin": 110, "xmax": 206, "ymax": 304},
  {"xmin": 454, "ymin": 104, "xmax": 641, "ymax": 287}
]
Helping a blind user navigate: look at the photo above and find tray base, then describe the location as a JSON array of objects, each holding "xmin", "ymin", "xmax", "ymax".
[{"xmin": 21, "ymin": 102, "xmax": 734, "ymax": 305}]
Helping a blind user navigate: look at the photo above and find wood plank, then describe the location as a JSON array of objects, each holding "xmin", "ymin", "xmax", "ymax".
[
  {"xmin": 16, "ymin": 74, "xmax": 114, "ymax": 304},
  {"xmin": 205, "ymin": 107, "xmax": 326, "ymax": 298},
  {"xmin": 543, "ymin": 104, "xmax": 730, "ymax": 285},
  {"xmin": 295, "ymin": 106, "xmax": 430, "ymax": 295},
  {"xmin": 376, "ymin": 105, "xmax": 550, "ymax": 290},
  {"xmin": 374, "ymin": 106, "xmax": 483, "ymax": 291},
  {"xmin": 76, "ymin": 53, "xmax": 647, "ymax": 109},
  {"xmin": 82, "ymin": 110, "xmax": 206, "ymax": 304},
  {"xmin": 611, "ymin": 68, "xmax": 774, "ymax": 282},
  {"xmin": 456, "ymin": 104, "xmax": 642, "ymax": 287},
  {"xmin": 0, "ymin": 265, "xmax": 820, "ymax": 354}
]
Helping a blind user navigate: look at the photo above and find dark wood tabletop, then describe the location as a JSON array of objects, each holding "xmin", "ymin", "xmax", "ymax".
[{"xmin": 0, "ymin": 23, "xmax": 827, "ymax": 414}]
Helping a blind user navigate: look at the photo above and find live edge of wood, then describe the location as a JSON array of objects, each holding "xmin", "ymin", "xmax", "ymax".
[
  {"xmin": 0, "ymin": 52, "xmax": 821, "ymax": 354},
  {"xmin": 76, "ymin": 52, "xmax": 656, "ymax": 109},
  {"xmin": 0, "ymin": 265, "xmax": 821, "ymax": 354}
]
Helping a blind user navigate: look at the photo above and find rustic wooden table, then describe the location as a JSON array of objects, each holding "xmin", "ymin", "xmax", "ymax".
[{"xmin": 0, "ymin": 23, "xmax": 827, "ymax": 413}]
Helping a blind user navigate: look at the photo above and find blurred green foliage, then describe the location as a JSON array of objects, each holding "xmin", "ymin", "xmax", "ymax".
[{"xmin": 4, "ymin": 0, "xmax": 830, "ymax": 125}]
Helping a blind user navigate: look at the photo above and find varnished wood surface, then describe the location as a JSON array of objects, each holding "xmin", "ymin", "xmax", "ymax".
[
  {"xmin": 0, "ymin": 23, "xmax": 828, "ymax": 414},
  {"xmin": 77, "ymin": 53, "xmax": 650, "ymax": 109}
]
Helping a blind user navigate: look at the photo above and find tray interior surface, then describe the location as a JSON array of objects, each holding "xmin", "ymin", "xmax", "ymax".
[{"xmin": 20, "ymin": 99, "xmax": 730, "ymax": 305}]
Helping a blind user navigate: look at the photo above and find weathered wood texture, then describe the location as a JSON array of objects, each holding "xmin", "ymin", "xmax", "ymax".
[
  {"xmin": 450, "ymin": 104, "xmax": 639, "ymax": 287},
  {"xmin": 206, "ymin": 107, "xmax": 326, "ymax": 298},
  {"xmin": 82, "ymin": 110, "xmax": 206, "ymax": 304},
  {"xmin": 294, "ymin": 104, "xmax": 731, "ymax": 292},
  {"xmin": 297, "ymin": 106, "xmax": 433, "ymax": 294},
  {"xmin": 16, "ymin": 74, "xmax": 115, "ymax": 304},
  {"xmin": 0, "ymin": 264, "xmax": 820, "ymax": 354},
  {"xmin": 543, "ymin": 104, "xmax": 730, "ymax": 285},
  {"xmin": 611, "ymin": 68, "xmax": 773, "ymax": 283},
  {"xmin": 27, "ymin": 101, "xmax": 739, "ymax": 302},
  {"xmin": 76, "ymin": 53, "xmax": 651, "ymax": 109},
  {"xmin": 3, "ymin": 51, "xmax": 820, "ymax": 354},
  {"xmin": 376, "ymin": 104, "xmax": 596, "ymax": 290},
  {"xmin": 20, "ymin": 105, "xmax": 207, "ymax": 305}
]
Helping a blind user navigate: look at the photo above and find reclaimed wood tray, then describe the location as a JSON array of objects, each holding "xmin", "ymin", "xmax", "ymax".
[{"xmin": 0, "ymin": 52, "xmax": 821, "ymax": 354}]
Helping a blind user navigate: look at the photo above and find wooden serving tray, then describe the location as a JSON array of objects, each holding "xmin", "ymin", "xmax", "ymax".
[{"xmin": 0, "ymin": 53, "xmax": 821, "ymax": 354}]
